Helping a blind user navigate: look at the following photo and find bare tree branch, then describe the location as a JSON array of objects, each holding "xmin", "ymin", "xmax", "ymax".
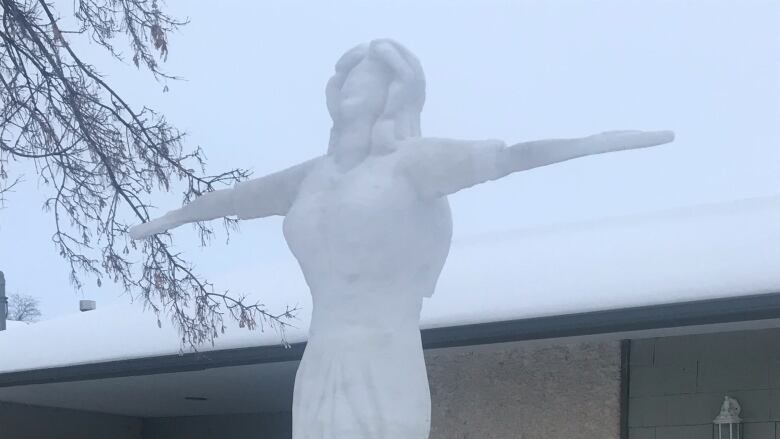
[{"xmin": 0, "ymin": 0, "xmax": 295, "ymax": 346}]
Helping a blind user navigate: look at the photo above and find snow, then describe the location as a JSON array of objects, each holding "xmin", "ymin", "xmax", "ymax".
[
  {"xmin": 426, "ymin": 195, "xmax": 780, "ymax": 327},
  {"xmin": 2, "ymin": 195, "xmax": 779, "ymax": 375},
  {"xmin": 3, "ymin": 320, "xmax": 31, "ymax": 330}
]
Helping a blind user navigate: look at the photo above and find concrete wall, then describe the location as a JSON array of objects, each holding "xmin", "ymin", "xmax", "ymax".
[
  {"xmin": 0, "ymin": 401, "xmax": 142, "ymax": 439},
  {"xmin": 629, "ymin": 328, "xmax": 780, "ymax": 439},
  {"xmin": 426, "ymin": 339, "xmax": 623, "ymax": 439},
  {"xmin": 141, "ymin": 412, "xmax": 291, "ymax": 439}
]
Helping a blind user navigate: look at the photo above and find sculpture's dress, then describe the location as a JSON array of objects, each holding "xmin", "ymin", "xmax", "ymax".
[{"xmin": 281, "ymin": 152, "xmax": 453, "ymax": 439}]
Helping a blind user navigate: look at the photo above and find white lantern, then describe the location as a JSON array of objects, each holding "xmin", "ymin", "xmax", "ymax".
[{"xmin": 713, "ymin": 396, "xmax": 742, "ymax": 439}]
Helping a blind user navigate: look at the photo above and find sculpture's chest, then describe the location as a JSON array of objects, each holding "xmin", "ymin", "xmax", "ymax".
[
  {"xmin": 282, "ymin": 157, "xmax": 452, "ymax": 278},
  {"xmin": 284, "ymin": 157, "xmax": 420, "ymax": 239}
]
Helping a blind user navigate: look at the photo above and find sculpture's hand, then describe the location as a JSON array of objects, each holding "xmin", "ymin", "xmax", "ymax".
[
  {"xmin": 585, "ymin": 130, "xmax": 675, "ymax": 153},
  {"xmin": 129, "ymin": 212, "xmax": 183, "ymax": 240}
]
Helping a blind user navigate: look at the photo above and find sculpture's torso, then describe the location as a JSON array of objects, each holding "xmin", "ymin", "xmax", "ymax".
[
  {"xmin": 283, "ymin": 150, "xmax": 453, "ymax": 335},
  {"xmin": 283, "ymin": 149, "xmax": 451, "ymax": 438}
]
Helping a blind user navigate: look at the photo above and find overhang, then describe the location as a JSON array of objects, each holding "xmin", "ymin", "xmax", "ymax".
[{"xmin": 3, "ymin": 291, "xmax": 780, "ymax": 389}]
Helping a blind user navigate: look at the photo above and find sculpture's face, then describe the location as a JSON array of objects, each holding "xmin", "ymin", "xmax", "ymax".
[{"xmin": 335, "ymin": 56, "xmax": 390, "ymax": 123}]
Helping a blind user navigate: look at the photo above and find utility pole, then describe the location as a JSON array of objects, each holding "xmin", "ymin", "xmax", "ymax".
[{"xmin": 0, "ymin": 271, "xmax": 6, "ymax": 331}]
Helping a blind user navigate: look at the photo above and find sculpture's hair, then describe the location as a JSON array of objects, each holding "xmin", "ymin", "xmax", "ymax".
[{"xmin": 326, "ymin": 39, "xmax": 426, "ymax": 154}]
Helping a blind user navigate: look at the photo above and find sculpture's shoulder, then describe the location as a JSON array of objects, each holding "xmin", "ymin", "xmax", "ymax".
[
  {"xmin": 232, "ymin": 155, "xmax": 326, "ymax": 219},
  {"xmin": 280, "ymin": 155, "xmax": 327, "ymax": 188},
  {"xmin": 293, "ymin": 155, "xmax": 327, "ymax": 178},
  {"xmin": 392, "ymin": 136, "xmax": 486, "ymax": 177},
  {"xmin": 390, "ymin": 137, "xmax": 442, "ymax": 170},
  {"xmin": 392, "ymin": 137, "xmax": 440, "ymax": 154},
  {"xmin": 392, "ymin": 137, "xmax": 484, "ymax": 166},
  {"xmin": 389, "ymin": 136, "xmax": 507, "ymax": 199}
]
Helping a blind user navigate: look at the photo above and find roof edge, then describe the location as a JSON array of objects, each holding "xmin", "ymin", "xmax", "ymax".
[{"xmin": 3, "ymin": 291, "xmax": 780, "ymax": 388}]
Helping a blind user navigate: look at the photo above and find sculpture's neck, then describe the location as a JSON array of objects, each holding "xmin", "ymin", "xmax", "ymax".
[{"xmin": 328, "ymin": 118, "xmax": 375, "ymax": 171}]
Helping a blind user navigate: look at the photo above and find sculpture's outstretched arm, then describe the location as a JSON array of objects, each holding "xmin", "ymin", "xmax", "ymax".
[
  {"xmin": 129, "ymin": 157, "xmax": 320, "ymax": 239},
  {"xmin": 128, "ymin": 188, "xmax": 237, "ymax": 240},
  {"xmin": 497, "ymin": 130, "xmax": 674, "ymax": 175},
  {"xmin": 400, "ymin": 130, "xmax": 674, "ymax": 199}
]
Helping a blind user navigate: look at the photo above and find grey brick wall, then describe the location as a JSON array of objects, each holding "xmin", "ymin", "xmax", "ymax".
[
  {"xmin": 628, "ymin": 328, "xmax": 780, "ymax": 439},
  {"xmin": 427, "ymin": 340, "xmax": 623, "ymax": 439},
  {"xmin": 119, "ymin": 339, "xmax": 625, "ymax": 439}
]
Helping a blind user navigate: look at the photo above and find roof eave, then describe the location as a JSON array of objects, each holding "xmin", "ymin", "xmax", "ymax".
[{"xmin": 3, "ymin": 291, "xmax": 780, "ymax": 388}]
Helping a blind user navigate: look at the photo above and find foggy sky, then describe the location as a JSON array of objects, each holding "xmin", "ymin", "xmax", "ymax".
[{"xmin": 1, "ymin": 0, "xmax": 778, "ymax": 320}]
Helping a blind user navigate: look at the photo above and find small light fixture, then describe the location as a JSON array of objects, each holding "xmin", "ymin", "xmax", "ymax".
[
  {"xmin": 79, "ymin": 300, "xmax": 96, "ymax": 312},
  {"xmin": 184, "ymin": 396, "xmax": 208, "ymax": 401},
  {"xmin": 713, "ymin": 395, "xmax": 742, "ymax": 439}
]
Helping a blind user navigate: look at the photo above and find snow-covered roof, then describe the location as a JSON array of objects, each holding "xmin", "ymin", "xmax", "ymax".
[
  {"xmin": 2, "ymin": 196, "xmax": 780, "ymax": 374},
  {"xmin": 3, "ymin": 320, "xmax": 31, "ymax": 330}
]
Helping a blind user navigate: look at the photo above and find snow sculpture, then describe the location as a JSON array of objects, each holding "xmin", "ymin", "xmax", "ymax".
[{"xmin": 130, "ymin": 39, "xmax": 674, "ymax": 439}]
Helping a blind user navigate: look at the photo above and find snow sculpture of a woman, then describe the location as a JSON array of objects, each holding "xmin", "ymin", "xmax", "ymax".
[{"xmin": 131, "ymin": 39, "xmax": 674, "ymax": 439}]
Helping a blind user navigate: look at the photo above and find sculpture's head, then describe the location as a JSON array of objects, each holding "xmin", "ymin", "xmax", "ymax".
[{"xmin": 326, "ymin": 39, "xmax": 425, "ymax": 154}]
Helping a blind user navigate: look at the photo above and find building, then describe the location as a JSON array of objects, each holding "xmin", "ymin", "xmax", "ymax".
[{"xmin": 2, "ymin": 197, "xmax": 780, "ymax": 439}]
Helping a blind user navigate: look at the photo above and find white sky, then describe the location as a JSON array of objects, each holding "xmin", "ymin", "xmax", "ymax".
[{"xmin": 0, "ymin": 0, "xmax": 778, "ymax": 320}]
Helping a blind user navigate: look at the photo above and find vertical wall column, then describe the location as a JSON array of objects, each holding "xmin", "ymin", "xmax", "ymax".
[
  {"xmin": 0, "ymin": 270, "xmax": 6, "ymax": 331},
  {"xmin": 628, "ymin": 328, "xmax": 780, "ymax": 439}
]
